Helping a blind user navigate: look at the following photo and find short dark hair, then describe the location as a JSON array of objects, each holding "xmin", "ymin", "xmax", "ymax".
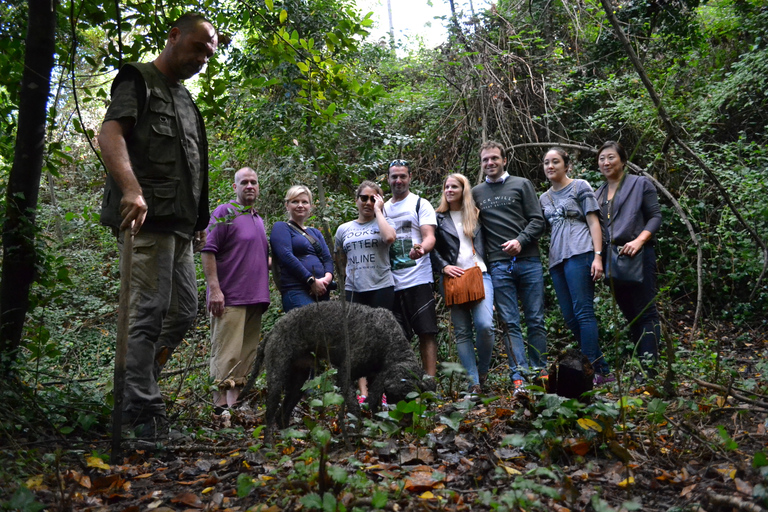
[
  {"xmin": 597, "ymin": 140, "xmax": 628, "ymax": 164},
  {"xmin": 545, "ymin": 146, "xmax": 570, "ymax": 167},
  {"xmin": 479, "ymin": 140, "xmax": 506, "ymax": 159},
  {"xmin": 170, "ymin": 13, "xmax": 213, "ymax": 34}
]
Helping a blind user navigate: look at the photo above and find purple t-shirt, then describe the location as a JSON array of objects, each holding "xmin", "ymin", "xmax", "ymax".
[{"xmin": 202, "ymin": 202, "xmax": 270, "ymax": 307}]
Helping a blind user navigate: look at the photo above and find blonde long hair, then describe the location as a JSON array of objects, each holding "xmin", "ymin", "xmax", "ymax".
[{"xmin": 436, "ymin": 173, "xmax": 478, "ymax": 239}]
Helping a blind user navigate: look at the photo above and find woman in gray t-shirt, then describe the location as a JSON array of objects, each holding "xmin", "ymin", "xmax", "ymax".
[
  {"xmin": 540, "ymin": 148, "xmax": 611, "ymax": 381},
  {"xmin": 334, "ymin": 180, "xmax": 397, "ymax": 402}
]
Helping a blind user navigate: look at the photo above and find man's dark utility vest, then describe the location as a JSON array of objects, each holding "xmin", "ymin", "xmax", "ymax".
[{"xmin": 100, "ymin": 62, "xmax": 209, "ymax": 236}]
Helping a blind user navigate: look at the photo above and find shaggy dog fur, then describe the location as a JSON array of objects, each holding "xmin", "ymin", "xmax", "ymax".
[{"xmin": 244, "ymin": 301, "xmax": 434, "ymax": 434}]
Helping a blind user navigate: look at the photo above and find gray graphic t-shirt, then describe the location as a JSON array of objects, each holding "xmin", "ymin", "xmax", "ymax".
[
  {"xmin": 334, "ymin": 219, "xmax": 395, "ymax": 292},
  {"xmin": 540, "ymin": 179, "xmax": 600, "ymax": 268}
]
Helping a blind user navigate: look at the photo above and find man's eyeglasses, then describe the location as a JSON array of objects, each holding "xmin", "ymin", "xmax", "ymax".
[
  {"xmin": 389, "ymin": 159, "xmax": 409, "ymax": 168},
  {"xmin": 357, "ymin": 194, "xmax": 376, "ymax": 203}
]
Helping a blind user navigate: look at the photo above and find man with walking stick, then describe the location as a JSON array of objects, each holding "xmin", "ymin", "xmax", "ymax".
[{"xmin": 98, "ymin": 13, "xmax": 218, "ymax": 446}]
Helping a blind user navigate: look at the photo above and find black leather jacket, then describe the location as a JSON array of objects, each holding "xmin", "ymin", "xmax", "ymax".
[{"xmin": 431, "ymin": 211, "xmax": 486, "ymax": 273}]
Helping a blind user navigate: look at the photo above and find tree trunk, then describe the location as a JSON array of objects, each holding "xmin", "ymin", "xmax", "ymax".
[{"xmin": 0, "ymin": 0, "xmax": 57, "ymax": 374}]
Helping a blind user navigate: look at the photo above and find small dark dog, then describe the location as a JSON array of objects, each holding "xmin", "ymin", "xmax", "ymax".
[
  {"xmin": 243, "ymin": 301, "xmax": 434, "ymax": 434},
  {"xmin": 545, "ymin": 348, "xmax": 595, "ymax": 399}
]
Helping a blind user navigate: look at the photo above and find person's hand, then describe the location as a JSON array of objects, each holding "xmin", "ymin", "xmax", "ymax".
[
  {"xmin": 443, "ymin": 265, "xmax": 464, "ymax": 278},
  {"xmin": 373, "ymin": 194, "xmax": 385, "ymax": 213},
  {"xmin": 409, "ymin": 243, "xmax": 425, "ymax": 260},
  {"xmin": 119, "ymin": 191, "xmax": 147, "ymax": 235},
  {"xmin": 591, "ymin": 254, "xmax": 604, "ymax": 282},
  {"xmin": 194, "ymin": 231, "xmax": 207, "ymax": 253},
  {"xmin": 310, "ymin": 279, "xmax": 327, "ymax": 296},
  {"xmin": 620, "ymin": 239, "xmax": 644, "ymax": 257},
  {"xmin": 501, "ymin": 239, "xmax": 522, "ymax": 256},
  {"xmin": 207, "ymin": 288, "xmax": 225, "ymax": 317}
]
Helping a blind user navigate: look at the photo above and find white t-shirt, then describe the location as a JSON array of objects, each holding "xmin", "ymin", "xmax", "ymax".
[
  {"xmin": 384, "ymin": 192, "xmax": 437, "ymax": 291},
  {"xmin": 334, "ymin": 219, "xmax": 395, "ymax": 292}
]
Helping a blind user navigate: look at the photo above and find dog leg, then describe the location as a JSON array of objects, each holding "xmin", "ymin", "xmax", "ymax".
[{"xmin": 280, "ymin": 367, "xmax": 311, "ymax": 428}]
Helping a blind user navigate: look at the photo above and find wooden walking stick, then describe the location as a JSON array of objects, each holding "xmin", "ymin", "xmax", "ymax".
[{"xmin": 111, "ymin": 227, "xmax": 133, "ymax": 463}]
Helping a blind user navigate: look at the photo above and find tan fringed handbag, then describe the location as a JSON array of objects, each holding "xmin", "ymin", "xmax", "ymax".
[{"xmin": 444, "ymin": 264, "xmax": 485, "ymax": 306}]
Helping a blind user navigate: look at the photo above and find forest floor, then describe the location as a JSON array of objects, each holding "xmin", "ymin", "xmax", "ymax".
[{"xmin": 7, "ymin": 318, "xmax": 768, "ymax": 512}]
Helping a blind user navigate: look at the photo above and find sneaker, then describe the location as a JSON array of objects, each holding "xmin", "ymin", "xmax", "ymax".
[
  {"xmin": 357, "ymin": 394, "xmax": 367, "ymax": 405},
  {"xmin": 593, "ymin": 373, "xmax": 616, "ymax": 386},
  {"xmin": 537, "ymin": 369, "xmax": 549, "ymax": 388},
  {"xmin": 468, "ymin": 384, "xmax": 482, "ymax": 395},
  {"xmin": 381, "ymin": 394, "xmax": 387, "ymax": 407},
  {"xmin": 513, "ymin": 379, "xmax": 526, "ymax": 396}
]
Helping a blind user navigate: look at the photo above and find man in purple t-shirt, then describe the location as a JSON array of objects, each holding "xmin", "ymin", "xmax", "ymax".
[{"xmin": 201, "ymin": 167, "xmax": 270, "ymax": 413}]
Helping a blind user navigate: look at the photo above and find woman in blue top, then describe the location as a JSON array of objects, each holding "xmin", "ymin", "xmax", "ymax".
[
  {"xmin": 539, "ymin": 147, "xmax": 611, "ymax": 382},
  {"xmin": 270, "ymin": 185, "xmax": 334, "ymax": 312}
]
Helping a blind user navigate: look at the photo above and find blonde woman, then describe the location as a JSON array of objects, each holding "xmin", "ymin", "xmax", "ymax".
[
  {"xmin": 270, "ymin": 185, "xmax": 334, "ymax": 312},
  {"xmin": 431, "ymin": 173, "xmax": 494, "ymax": 393}
]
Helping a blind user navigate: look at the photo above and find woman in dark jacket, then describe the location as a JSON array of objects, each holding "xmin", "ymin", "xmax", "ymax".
[
  {"xmin": 595, "ymin": 141, "xmax": 662, "ymax": 364},
  {"xmin": 432, "ymin": 173, "xmax": 494, "ymax": 393},
  {"xmin": 270, "ymin": 185, "xmax": 334, "ymax": 312}
]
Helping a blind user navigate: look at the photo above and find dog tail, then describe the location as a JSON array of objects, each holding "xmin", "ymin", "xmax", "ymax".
[{"xmin": 239, "ymin": 332, "xmax": 269, "ymax": 399}]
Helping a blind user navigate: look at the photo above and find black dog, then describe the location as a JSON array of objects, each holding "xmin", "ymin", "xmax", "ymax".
[{"xmin": 243, "ymin": 301, "xmax": 434, "ymax": 434}]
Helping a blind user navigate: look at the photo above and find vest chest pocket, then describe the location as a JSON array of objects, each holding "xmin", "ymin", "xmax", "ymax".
[{"xmin": 148, "ymin": 93, "xmax": 177, "ymax": 165}]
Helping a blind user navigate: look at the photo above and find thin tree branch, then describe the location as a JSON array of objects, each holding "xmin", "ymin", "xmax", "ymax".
[{"xmin": 599, "ymin": 0, "xmax": 768, "ymax": 299}]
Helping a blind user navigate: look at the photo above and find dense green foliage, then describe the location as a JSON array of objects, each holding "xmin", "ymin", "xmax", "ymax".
[{"xmin": 1, "ymin": 0, "xmax": 767, "ymax": 505}]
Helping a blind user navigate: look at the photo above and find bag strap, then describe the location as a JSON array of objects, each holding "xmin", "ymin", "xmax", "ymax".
[{"xmin": 286, "ymin": 220, "xmax": 329, "ymax": 266}]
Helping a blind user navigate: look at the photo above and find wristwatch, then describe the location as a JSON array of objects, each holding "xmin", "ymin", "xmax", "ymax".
[
  {"xmin": 595, "ymin": 251, "xmax": 602, "ymax": 256},
  {"xmin": 307, "ymin": 276, "xmax": 316, "ymax": 285}
]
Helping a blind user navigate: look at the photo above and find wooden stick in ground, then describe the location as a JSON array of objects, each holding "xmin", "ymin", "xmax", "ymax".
[{"xmin": 111, "ymin": 228, "xmax": 133, "ymax": 463}]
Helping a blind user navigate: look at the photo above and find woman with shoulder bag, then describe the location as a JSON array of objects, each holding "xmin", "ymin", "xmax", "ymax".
[
  {"xmin": 540, "ymin": 147, "xmax": 612, "ymax": 384},
  {"xmin": 270, "ymin": 185, "xmax": 335, "ymax": 312},
  {"xmin": 595, "ymin": 141, "xmax": 662, "ymax": 366},
  {"xmin": 432, "ymin": 173, "xmax": 494, "ymax": 394}
]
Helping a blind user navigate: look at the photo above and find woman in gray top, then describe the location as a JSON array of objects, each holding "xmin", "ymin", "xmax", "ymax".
[
  {"xmin": 595, "ymin": 140, "xmax": 662, "ymax": 366},
  {"xmin": 540, "ymin": 148, "xmax": 611, "ymax": 382}
]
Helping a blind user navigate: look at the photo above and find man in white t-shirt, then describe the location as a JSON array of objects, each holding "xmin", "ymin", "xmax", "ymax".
[{"xmin": 384, "ymin": 159, "xmax": 439, "ymax": 376}]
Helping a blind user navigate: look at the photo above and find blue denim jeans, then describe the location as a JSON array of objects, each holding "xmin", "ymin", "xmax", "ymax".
[
  {"xmin": 611, "ymin": 245, "xmax": 661, "ymax": 362},
  {"xmin": 281, "ymin": 289, "xmax": 328, "ymax": 313},
  {"xmin": 550, "ymin": 251, "xmax": 610, "ymax": 374},
  {"xmin": 450, "ymin": 273, "xmax": 495, "ymax": 387},
  {"xmin": 490, "ymin": 257, "xmax": 548, "ymax": 381}
]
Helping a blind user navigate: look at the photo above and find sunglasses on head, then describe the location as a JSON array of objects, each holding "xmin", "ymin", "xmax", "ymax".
[
  {"xmin": 357, "ymin": 194, "xmax": 377, "ymax": 203},
  {"xmin": 389, "ymin": 159, "xmax": 409, "ymax": 168}
]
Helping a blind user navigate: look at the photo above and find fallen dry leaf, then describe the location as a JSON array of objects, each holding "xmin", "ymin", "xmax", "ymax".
[
  {"xmin": 25, "ymin": 475, "xmax": 46, "ymax": 491},
  {"xmin": 680, "ymin": 483, "xmax": 696, "ymax": 497},
  {"xmin": 170, "ymin": 492, "xmax": 204, "ymax": 509},
  {"xmin": 86, "ymin": 456, "xmax": 111, "ymax": 471},
  {"xmin": 564, "ymin": 438, "xmax": 591, "ymax": 456}
]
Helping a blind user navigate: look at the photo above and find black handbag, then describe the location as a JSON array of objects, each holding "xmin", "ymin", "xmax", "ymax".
[{"xmin": 606, "ymin": 244, "xmax": 643, "ymax": 283}]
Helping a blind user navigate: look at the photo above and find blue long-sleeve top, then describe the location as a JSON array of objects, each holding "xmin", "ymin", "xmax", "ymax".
[{"xmin": 270, "ymin": 221, "xmax": 334, "ymax": 292}]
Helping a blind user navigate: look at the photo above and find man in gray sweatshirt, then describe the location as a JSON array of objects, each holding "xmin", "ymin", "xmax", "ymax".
[{"xmin": 472, "ymin": 141, "xmax": 547, "ymax": 390}]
